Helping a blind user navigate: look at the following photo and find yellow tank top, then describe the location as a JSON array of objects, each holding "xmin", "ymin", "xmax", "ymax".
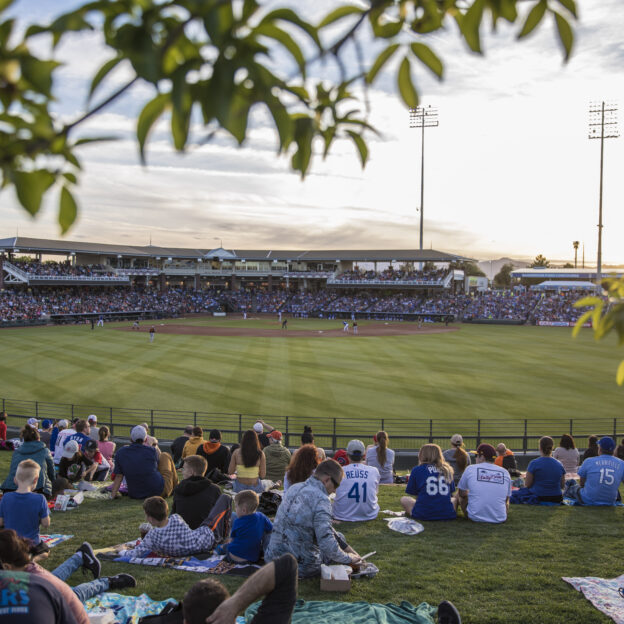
[{"xmin": 237, "ymin": 464, "xmax": 260, "ymax": 479}]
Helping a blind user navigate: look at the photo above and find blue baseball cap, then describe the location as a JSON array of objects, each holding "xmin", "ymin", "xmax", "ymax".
[
  {"xmin": 42, "ymin": 419, "xmax": 52, "ymax": 429},
  {"xmin": 597, "ymin": 436, "xmax": 616, "ymax": 452}
]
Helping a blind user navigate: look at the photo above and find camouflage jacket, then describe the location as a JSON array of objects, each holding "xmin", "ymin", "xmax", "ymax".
[{"xmin": 265, "ymin": 475, "xmax": 352, "ymax": 577}]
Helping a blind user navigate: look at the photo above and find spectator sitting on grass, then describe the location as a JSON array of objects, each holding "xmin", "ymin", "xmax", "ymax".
[
  {"xmin": 172, "ymin": 455, "xmax": 222, "ymax": 529},
  {"xmin": 401, "ymin": 444, "xmax": 456, "ymax": 521},
  {"xmin": 443, "ymin": 435, "xmax": 470, "ymax": 485},
  {"xmin": 39, "ymin": 419, "xmax": 53, "ymax": 447},
  {"xmin": 263, "ymin": 430, "xmax": 291, "ymax": 483},
  {"xmin": 182, "ymin": 426, "xmax": 205, "ymax": 460},
  {"xmin": 564, "ymin": 436, "xmax": 624, "ymax": 506},
  {"xmin": 217, "ymin": 490, "xmax": 272, "ymax": 563},
  {"xmin": 494, "ymin": 443, "xmax": 513, "ymax": 467},
  {"xmin": 53, "ymin": 418, "xmax": 78, "ymax": 465},
  {"xmin": 265, "ymin": 459, "xmax": 362, "ymax": 578},
  {"xmin": 1, "ymin": 426, "xmax": 55, "ymax": 498},
  {"xmin": 283, "ymin": 444, "xmax": 320, "ymax": 491},
  {"xmin": 299, "ymin": 425, "xmax": 326, "ymax": 461},
  {"xmin": 48, "ymin": 418, "xmax": 67, "ymax": 457},
  {"xmin": 110, "ymin": 425, "xmax": 178, "ymax": 500},
  {"xmin": 61, "ymin": 419, "xmax": 92, "ymax": 452},
  {"xmin": 553, "ymin": 434, "xmax": 580, "ymax": 474},
  {"xmin": 517, "ymin": 436, "xmax": 565, "ymax": 504},
  {"xmin": 97, "ymin": 425, "xmax": 115, "ymax": 469},
  {"xmin": 457, "ymin": 443, "xmax": 511, "ymax": 523},
  {"xmin": 171, "ymin": 425, "xmax": 193, "ymax": 465},
  {"xmin": 0, "ymin": 411, "xmax": 7, "ymax": 441},
  {"xmin": 183, "ymin": 553, "xmax": 298, "ymax": 624},
  {"xmin": 197, "ymin": 429, "xmax": 231, "ymax": 475},
  {"xmin": 0, "ymin": 460, "xmax": 50, "ymax": 547},
  {"xmin": 333, "ymin": 440, "xmax": 380, "ymax": 522},
  {"xmin": 0, "ymin": 528, "xmax": 136, "ymax": 624},
  {"xmin": 116, "ymin": 494, "xmax": 231, "ymax": 559},
  {"xmin": 82, "ymin": 440, "xmax": 111, "ymax": 481},
  {"xmin": 365, "ymin": 431, "xmax": 395, "ymax": 484},
  {"xmin": 87, "ymin": 415, "xmax": 99, "ymax": 441},
  {"xmin": 229, "ymin": 430, "xmax": 267, "ymax": 494},
  {"xmin": 58, "ymin": 440, "xmax": 97, "ymax": 484},
  {"xmin": 581, "ymin": 435, "xmax": 599, "ymax": 463}
]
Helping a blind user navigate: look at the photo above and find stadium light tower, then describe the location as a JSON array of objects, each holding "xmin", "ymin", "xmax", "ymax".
[
  {"xmin": 588, "ymin": 101, "xmax": 619, "ymax": 283},
  {"xmin": 572, "ymin": 241, "xmax": 579, "ymax": 268},
  {"xmin": 409, "ymin": 106, "xmax": 439, "ymax": 253}
]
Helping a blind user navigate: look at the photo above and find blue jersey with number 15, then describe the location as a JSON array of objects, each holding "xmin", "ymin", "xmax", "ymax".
[{"xmin": 406, "ymin": 464, "xmax": 456, "ymax": 521}]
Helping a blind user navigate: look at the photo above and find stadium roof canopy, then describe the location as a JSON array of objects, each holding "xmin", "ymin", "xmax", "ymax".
[
  {"xmin": 530, "ymin": 280, "xmax": 601, "ymax": 291},
  {"xmin": 511, "ymin": 267, "xmax": 624, "ymax": 279},
  {"xmin": 0, "ymin": 236, "xmax": 472, "ymax": 263}
]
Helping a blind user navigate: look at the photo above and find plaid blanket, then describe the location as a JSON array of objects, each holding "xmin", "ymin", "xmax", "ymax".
[
  {"xmin": 40, "ymin": 534, "xmax": 73, "ymax": 548},
  {"xmin": 563, "ymin": 573, "xmax": 624, "ymax": 623}
]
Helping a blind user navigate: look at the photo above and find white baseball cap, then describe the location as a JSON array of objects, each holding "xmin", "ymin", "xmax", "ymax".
[
  {"xmin": 88, "ymin": 414, "xmax": 97, "ymax": 422},
  {"xmin": 62, "ymin": 440, "xmax": 80, "ymax": 458},
  {"xmin": 131, "ymin": 425, "xmax": 147, "ymax": 442},
  {"xmin": 58, "ymin": 419, "xmax": 69, "ymax": 428},
  {"xmin": 346, "ymin": 439, "xmax": 365, "ymax": 457},
  {"xmin": 253, "ymin": 422, "xmax": 263, "ymax": 434},
  {"xmin": 27, "ymin": 418, "xmax": 38, "ymax": 427}
]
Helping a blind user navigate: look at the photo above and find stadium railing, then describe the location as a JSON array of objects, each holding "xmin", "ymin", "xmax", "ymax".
[{"xmin": 2, "ymin": 396, "xmax": 620, "ymax": 454}]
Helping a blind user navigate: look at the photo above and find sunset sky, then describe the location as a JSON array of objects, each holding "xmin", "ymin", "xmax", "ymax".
[{"xmin": 1, "ymin": 1, "xmax": 623, "ymax": 265}]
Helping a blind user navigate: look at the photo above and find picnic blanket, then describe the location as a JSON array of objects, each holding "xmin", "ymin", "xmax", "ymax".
[
  {"xmin": 84, "ymin": 592, "xmax": 176, "ymax": 624},
  {"xmin": 245, "ymin": 599, "xmax": 437, "ymax": 624},
  {"xmin": 40, "ymin": 534, "xmax": 73, "ymax": 548},
  {"xmin": 112, "ymin": 551, "xmax": 261, "ymax": 576},
  {"xmin": 562, "ymin": 498, "xmax": 624, "ymax": 507},
  {"xmin": 563, "ymin": 573, "xmax": 624, "ymax": 623}
]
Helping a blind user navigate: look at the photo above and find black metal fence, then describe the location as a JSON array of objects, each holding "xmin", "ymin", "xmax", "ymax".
[{"xmin": 2, "ymin": 396, "xmax": 620, "ymax": 453}]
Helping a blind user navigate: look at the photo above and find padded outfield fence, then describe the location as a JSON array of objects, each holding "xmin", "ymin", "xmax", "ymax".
[{"xmin": 2, "ymin": 396, "xmax": 621, "ymax": 453}]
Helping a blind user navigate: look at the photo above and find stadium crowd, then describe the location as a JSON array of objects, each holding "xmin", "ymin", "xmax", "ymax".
[
  {"xmin": 0, "ymin": 284, "xmax": 600, "ymax": 324},
  {"xmin": 1, "ymin": 414, "xmax": 623, "ymax": 623},
  {"xmin": 334, "ymin": 267, "xmax": 446, "ymax": 283},
  {"xmin": 10, "ymin": 259, "xmax": 117, "ymax": 277}
]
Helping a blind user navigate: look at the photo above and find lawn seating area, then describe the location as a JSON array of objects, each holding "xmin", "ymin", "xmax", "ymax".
[{"xmin": 1, "ymin": 452, "xmax": 622, "ymax": 624}]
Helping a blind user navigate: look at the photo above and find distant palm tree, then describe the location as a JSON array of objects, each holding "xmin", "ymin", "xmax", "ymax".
[{"xmin": 572, "ymin": 241, "xmax": 580, "ymax": 268}]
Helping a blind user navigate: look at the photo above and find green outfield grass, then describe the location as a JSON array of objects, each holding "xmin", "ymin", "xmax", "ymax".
[
  {"xmin": 0, "ymin": 451, "xmax": 621, "ymax": 624},
  {"xmin": 0, "ymin": 320, "xmax": 622, "ymax": 447}
]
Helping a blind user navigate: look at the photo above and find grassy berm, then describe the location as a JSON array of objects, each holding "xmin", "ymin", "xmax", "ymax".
[{"xmin": 1, "ymin": 454, "xmax": 622, "ymax": 624}]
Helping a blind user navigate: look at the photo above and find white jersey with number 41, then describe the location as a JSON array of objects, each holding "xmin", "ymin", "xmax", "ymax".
[{"xmin": 333, "ymin": 462, "xmax": 380, "ymax": 521}]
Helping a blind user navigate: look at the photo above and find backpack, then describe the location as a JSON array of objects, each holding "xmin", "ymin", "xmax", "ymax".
[
  {"xmin": 257, "ymin": 490, "xmax": 283, "ymax": 517},
  {"xmin": 138, "ymin": 602, "xmax": 182, "ymax": 624}
]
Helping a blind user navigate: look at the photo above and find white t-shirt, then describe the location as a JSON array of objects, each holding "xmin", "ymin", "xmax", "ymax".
[
  {"xmin": 53, "ymin": 428, "xmax": 75, "ymax": 464},
  {"xmin": 365, "ymin": 447, "xmax": 395, "ymax": 484},
  {"xmin": 332, "ymin": 462, "xmax": 380, "ymax": 521},
  {"xmin": 457, "ymin": 463, "xmax": 511, "ymax": 524}
]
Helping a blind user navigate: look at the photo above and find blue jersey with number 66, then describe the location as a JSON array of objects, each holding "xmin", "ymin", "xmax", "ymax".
[{"xmin": 406, "ymin": 464, "xmax": 456, "ymax": 521}]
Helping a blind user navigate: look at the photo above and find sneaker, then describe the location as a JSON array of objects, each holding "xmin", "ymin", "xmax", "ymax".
[
  {"xmin": 107, "ymin": 573, "xmax": 137, "ymax": 590},
  {"xmin": 438, "ymin": 600, "xmax": 461, "ymax": 624},
  {"xmin": 76, "ymin": 542, "xmax": 101, "ymax": 579}
]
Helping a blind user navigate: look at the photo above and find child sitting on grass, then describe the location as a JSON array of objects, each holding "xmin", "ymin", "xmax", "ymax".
[
  {"xmin": 0, "ymin": 459, "xmax": 50, "ymax": 551},
  {"xmin": 116, "ymin": 493, "xmax": 231, "ymax": 559},
  {"xmin": 172, "ymin": 455, "xmax": 222, "ymax": 529},
  {"xmin": 219, "ymin": 490, "xmax": 272, "ymax": 563}
]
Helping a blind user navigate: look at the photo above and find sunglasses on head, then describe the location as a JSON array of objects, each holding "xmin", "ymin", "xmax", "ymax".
[{"xmin": 330, "ymin": 476, "xmax": 340, "ymax": 489}]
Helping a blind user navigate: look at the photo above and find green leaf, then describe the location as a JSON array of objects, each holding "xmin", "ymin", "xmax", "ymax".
[
  {"xmin": 572, "ymin": 310, "xmax": 593, "ymax": 338},
  {"xmin": 259, "ymin": 9, "xmax": 321, "ymax": 49},
  {"xmin": 0, "ymin": 0, "xmax": 16, "ymax": 11},
  {"xmin": 616, "ymin": 360, "xmax": 624, "ymax": 386},
  {"xmin": 290, "ymin": 116, "xmax": 314, "ymax": 177},
  {"xmin": 556, "ymin": 0, "xmax": 577, "ymax": 18},
  {"xmin": 254, "ymin": 23, "xmax": 306, "ymax": 78},
  {"xmin": 554, "ymin": 11, "xmax": 574, "ymax": 61},
  {"xmin": 397, "ymin": 57, "xmax": 418, "ymax": 109},
  {"xmin": 518, "ymin": 0, "xmax": 547, "ymax": 39},
  {"xmin": 346, "ymin": 130, "xmax": 368, "ymax": 168},
  {"xmin": 59, "ymin": 185, "xmax": 78, "ymax": 234},
  {"xmin": 137, "ymin": 93, "xmax": 170, "ymax": 164},
  {"xmin": 63, "ymin": 172, "xmax": 78, "ymax": 184},
  {"xmin": 410, "ymin": 42, "xmax": 443, "ymax": 79},
  {"xmin": 20, "ymin": 58, "xmax": 60, "ymax": 98},
  {"xmin": 242, "ymin": 0, "xmax": 260, "ymax": 22},
  {"xmin": 88, "ymin": 56, "xmax": 122, "ymax": 102},
  {"xmin": 318, "ymin": 5, "xmax": 363, "ymax": 28},
  {"xmin": 73, "ymin": 136, "xmax": 117, "ymax": 147},
  {"xmin": 11, "ymin": 169, "xmax": 55, "ymax": 216},
  {"xmin": 366, "ymin": 43, "xmax": 399, "ymax": 84},
  {"xmin": 460, "ymin": 0, "xmax": 485, "ymax": 53}
]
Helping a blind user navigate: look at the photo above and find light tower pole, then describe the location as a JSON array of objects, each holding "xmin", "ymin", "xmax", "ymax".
[
  {"xmin": 409, "ymin": 106, "xmax": 439, "ymax": 253},
  {"xmin": 588, "ymin": 101, "xmax": 619, "ymax": 283},
  {"xmin": 572, "ymin": 241, "xmax": 579, "ymax": 269}
]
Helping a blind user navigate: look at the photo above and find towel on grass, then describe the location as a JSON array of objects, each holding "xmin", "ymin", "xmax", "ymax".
[
  {"xmin": 562, "ymin": 498, "xmax": 624, "ymax": 507},
  {"xmin": 563, "ymin": 573, "xmax": 624, "ymax": 624},
  {"xmin": 112, "ymin": 551, "xmax": 260, "ymax": 576},
  {"xmin": 245, "ymin": 599, "xmax": 436, "ymax": 624},
  {"xmin": 84, "ymin": 592, "xmax": 176, "ymax": 624},
  {"xmin": 40, "ymin": 534, "xmax": 73, "ymax": 548}
]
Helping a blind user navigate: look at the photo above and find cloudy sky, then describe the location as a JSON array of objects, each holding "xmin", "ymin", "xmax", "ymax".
[{"xmin": 1, "ymin": 1, "xmax": 623, "ymax": 265}]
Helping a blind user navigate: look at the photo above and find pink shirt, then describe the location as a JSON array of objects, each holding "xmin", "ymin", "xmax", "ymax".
[
  {"xmin": 98, "ymin": 440, "xmax": 116, "ymax": 464},
  {"xmin": 26, "ymin": 562, "xmax": 89, "ymax": 624}
]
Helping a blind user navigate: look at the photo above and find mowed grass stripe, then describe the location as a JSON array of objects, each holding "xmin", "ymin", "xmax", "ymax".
[{"xmin": 0, "ymin": 323, "xmax": 622, "ymax": 439}]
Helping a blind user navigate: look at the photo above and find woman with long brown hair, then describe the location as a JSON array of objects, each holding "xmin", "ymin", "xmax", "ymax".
[
  {"xmin": 400, "ymin": 444, "xmax": 456, "ymax": 521},
  {"xmin": 553, "ymin": 434, "xmax": 580, "ymax": 474},
  {"xmin": 365, "ymin": 431, "xmax": 395, "ymax": 484},
  {"xmin": 228, "ymin": 429, "xmax": 266, "ymax": 493},
  {"xmin": 283, "ymin": 444, "xmax": 321, "ymax": 491}
]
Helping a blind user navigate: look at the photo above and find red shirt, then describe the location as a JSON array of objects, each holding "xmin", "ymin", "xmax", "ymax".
[{"xmin": 0, "ymin": 421, "xmax": 7, "ymax": 441}]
